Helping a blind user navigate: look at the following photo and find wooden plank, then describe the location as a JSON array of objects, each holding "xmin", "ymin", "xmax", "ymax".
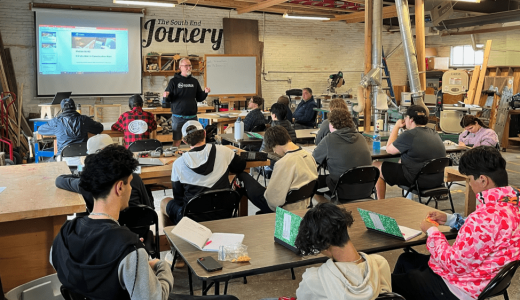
[
  {"xmin": 16, "ymin": 83, "xmax": 22, "ymax": 148},
  {"xmin": 4, "ymin": 49, "xmax": 17, "ymax": 97},
  {"xmin": 363, "ymin": 0, "xmax": 372, "ymax": 132},
  {"xmin": 474, "ymin": 40, "xmax": 493, "ymax": 106},
  {"xmin": 325, "ymin": 5, "xmax": 396, "ymax": 23},
  {"xmin": 415, "ymin": 0, "xmax": 426, "ymax": 90},
  {"xmin": 465, "ymin": 65, "xmax": 480, "ymax": 104},
  {"xmin": 237, "ymin": 0, "xmax": 289, "ymax": 14}
]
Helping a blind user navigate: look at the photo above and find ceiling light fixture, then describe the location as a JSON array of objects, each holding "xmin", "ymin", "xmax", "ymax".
[
  {"xmin": 454, "ymin": 0, "xmax": 480, "ymax": 2},
  {"xmin": 283, "ymin": 13, "xmax": 331, "ymax": 20},
  {"xmin": 113, "ymin": 0, "xmax": 175, "ymax": 7}
]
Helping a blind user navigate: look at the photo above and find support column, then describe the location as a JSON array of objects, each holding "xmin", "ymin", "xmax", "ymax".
[
  {"xmin": 415, "ymin": 0, "xmax": 426, "ymax": 90},
  {"xmin": 364, "ymin": 0, "xmax": 373, "ymax": 131}
]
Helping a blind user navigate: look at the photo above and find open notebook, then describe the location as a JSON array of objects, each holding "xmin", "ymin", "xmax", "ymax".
[
  {"xmin": 171, "ymin": 217, "xmax": 244, "ymax": 252},
  {"xmin": 357, "ymin": 208, "xmax": 422, "ymax": 241}
]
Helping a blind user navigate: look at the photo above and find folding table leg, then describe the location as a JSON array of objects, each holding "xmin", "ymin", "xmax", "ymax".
[
  {"xmin": 214, "ymin": 281, "xmax": 220, "ymax": 295},
  {"xmin": 188, "ymin": 267, "xmax": 193, "ymax": 295}
]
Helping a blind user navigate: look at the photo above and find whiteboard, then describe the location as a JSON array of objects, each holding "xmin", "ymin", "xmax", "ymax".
[{"xmin": 204, "ymin": 55, "xmax": 258, "ymax": 96}]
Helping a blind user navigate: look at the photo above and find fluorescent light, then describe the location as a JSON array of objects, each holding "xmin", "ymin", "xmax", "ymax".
[
  {"xmin": 283, "ymin": 13, "xmax": 331, "ymax": 21},
  {"xmin": 113, "ymin": 0, "xmax": 175, "ymax": 7},
  {"xmin": 455, "ymin": 0, "xmax": 480, "ymax": 2}
]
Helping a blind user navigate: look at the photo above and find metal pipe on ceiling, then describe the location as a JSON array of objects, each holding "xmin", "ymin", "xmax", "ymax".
[
  {"xmin": 372, "ymin": 0, "xmax": 383, "ymax": 129},
  {"xmin": 395, "ymin": 0, "xmax": 428, "ymax": 113}
]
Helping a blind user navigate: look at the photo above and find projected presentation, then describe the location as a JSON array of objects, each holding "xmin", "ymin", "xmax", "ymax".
[{"xmin": 38, "ymin": 25, "xmax": 129, "ymax": 75}]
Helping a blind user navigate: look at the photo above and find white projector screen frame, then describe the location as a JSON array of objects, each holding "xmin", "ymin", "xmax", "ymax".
[
  {"xmin": 33, "ymin": 8, "xmax": 143, "ymax": 97},
  {"xmin": 204, "ymin": 55, "xmax": 258, "ymax": 97}
]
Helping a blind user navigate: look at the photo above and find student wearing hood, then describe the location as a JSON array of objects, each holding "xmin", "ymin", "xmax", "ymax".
[
  {"xmin": 38, "ymin": 98, "xmax": 103, "ymax": 158},
  {"xmin": 313, "ymin": 108, "xmax": 372, "ymax": 192},
  {"xmin": 294, "ymin": 202, "xmax": 392, "ymax": 300}
]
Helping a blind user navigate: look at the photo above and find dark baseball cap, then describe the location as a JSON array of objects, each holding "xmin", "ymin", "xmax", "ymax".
[
  {"xmin": 405, "ymin": 105, "xmax": 427, "ymax": 119},
  {"xmin": 61, "ymin": 98, "xmax": 76, "ymax": 110}
]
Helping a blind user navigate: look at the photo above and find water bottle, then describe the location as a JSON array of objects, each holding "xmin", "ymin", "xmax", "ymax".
[
  {"xmin": 373, "ymin": 130, "xmax": 381, "ymax": 153},
  {"xmin": 76, "ymin": 104, "xmax": 81, "ymax": 114},
  {"xmin": 234, "ymin": 117, "xmax": 244, "ymax": 140}
]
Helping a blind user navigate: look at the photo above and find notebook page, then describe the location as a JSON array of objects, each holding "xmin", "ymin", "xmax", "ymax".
[
  {"xmin": 202, "ymin": 233, "xmax": 245, "ymax": 252},
  {"xmin": 171, "ymin": 217, "xmax": 213, "ymax": 250},
  {"xmin": 398, "ymin": 225, "xmax": 422, "ymax": 241}
]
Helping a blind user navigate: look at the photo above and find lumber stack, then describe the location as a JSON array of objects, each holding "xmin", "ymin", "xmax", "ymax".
[{"xmin": 0, "ymin": 31, "xmax": 32, "ymax": 160}]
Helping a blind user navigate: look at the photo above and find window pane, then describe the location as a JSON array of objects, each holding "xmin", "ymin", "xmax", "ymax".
[
  {"xmin": 463, "ymin": 45, "xmax": 474, "ymax": 65},
  {"xmin": 451, "ymin": 46, "xmax": 464, "ymax": 66},
  {"xmin": 475, "ymin": 50, "xmax": 484, "ymax": 65}
]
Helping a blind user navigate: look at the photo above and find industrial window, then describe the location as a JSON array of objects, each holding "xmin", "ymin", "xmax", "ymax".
[{"xmin": 450, "ymin": 45, "xmax": 484, "ymax": 67}]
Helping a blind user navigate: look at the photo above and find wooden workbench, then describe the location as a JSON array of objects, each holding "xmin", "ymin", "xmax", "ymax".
[{"xmin": 0, "ymin": 162, "xmax": 85, "ymax": 290}]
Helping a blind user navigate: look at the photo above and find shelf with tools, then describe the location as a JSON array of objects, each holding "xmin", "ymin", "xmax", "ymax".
[{"xmin": 142, "ymin": 55, "xmax": 204, "ymax": 77}]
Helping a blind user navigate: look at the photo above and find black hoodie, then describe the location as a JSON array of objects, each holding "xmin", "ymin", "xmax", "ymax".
[
  {"xmin": 164, "ymin": 73, "xmax": 208, "ymax": 116},
  {"xmin": 51, "ymin": 217, "xmax": 143, "ymax": 300}
]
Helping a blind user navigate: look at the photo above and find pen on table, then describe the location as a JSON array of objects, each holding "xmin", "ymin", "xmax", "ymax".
[{"xmin": 205, "ymin": 240, "xmax": 212, "ymax": 246}]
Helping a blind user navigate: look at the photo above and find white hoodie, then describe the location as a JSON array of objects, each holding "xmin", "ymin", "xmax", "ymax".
[{"xmin": 296, "ymin": 252, "xmax": 391, "ymax": 300}]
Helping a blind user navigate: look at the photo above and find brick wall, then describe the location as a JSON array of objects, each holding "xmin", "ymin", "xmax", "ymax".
[{"xmin": 0, "ymin": 0, "xmax": 409, "ymax": 115}]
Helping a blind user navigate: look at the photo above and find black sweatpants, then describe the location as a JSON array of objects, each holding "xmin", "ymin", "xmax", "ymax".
[
  {"xmin": 392, "ymin": 252, "xmax": 458, "ymax": 300},
  {"xmin": 237, "ymin": 172, "xmax": 274, "ymax": 214}
]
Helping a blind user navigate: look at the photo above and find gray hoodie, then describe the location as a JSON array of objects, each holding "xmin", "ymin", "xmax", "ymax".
[
  {"xmin": 313, "ymin": 126, "xmax": 372, "ymax": 189},
  {"xmin": 296, "ymin": 253, "xmax": 391, "ymax": 300}
]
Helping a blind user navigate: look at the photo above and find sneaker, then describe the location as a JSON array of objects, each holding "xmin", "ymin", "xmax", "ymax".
[{"xmin": 434, "ymin": 194, "xmax": 449, "ymax": 201}]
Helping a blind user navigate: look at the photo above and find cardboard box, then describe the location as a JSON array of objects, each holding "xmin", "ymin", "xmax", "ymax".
[{"xmin": 427, "ymin": 57, "xmax": 450, "ymax": 70}]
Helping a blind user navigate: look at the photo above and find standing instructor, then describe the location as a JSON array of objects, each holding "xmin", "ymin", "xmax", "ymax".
[{"xmin": 163, "ymin": 58, "xmax": 211, "ymax": 147}]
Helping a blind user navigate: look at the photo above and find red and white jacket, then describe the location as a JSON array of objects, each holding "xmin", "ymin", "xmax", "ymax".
[{"xmin": 427, "ymin": 186, "xmax": 520, "ymax": 299}]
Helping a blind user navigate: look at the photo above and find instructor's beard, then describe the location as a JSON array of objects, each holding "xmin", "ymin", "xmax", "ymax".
[{"xmin": 185, "ymin": 70, "xmax": 192, "ymax": 76}]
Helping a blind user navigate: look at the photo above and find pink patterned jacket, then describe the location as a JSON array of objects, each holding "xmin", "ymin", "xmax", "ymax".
[{"xmin": 427, "ymin": 186, "xmax": 520, "ymax": 299}]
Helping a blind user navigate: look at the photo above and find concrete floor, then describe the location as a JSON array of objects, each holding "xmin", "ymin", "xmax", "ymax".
[{"xmin": 152, "ymin": 145, "xmax": 520, "ymax": 299}]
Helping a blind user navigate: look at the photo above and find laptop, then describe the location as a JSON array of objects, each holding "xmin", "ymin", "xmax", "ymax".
[
  {"xmin": 138, "ymin": 158, "xmax": 165, "ymax": 166},
  {"xmin": 43, "ymin": 91, "xmax": 72, "ymax": 105},
  {"xmin": 357, "ymin": 208, "xmax": 422, "ymax": 241},
  {"xmin": 273, "ymin": 207, "xmax": 302, "ymax": 253}
]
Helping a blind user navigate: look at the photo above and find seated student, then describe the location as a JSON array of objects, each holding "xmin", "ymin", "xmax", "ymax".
[
  {"xmin": 459, "ymin": 114, "xmax": 498, "ymax": 148},
  {"xmin": 295, "ymin": 203, "xmax": 392, "ymax": 300},
  {"xmin": 315, "ymin": 98, "xmax": 350, "ymax": 145},
  {"xmin": 392, "ymin": 146, "xmax": 520, "ymax": 300},
  {"xmin": 373, "ymin": 105, "xmax": 446, "ymax": 199},
  {"xmin": 243, "ymin": 96, "xmax": 266, "ymax": 132},
  {"xmin": 161, "ymin": 120, "xmax": 246, "ymax": 225},
  {"xmin": 51, "ymin": 145, "xmax": 236, "ymax": 300},
  {"xmin": 313, "ymin": 108, "xmax": 372, "ymax": 191},
  {"xmin": 237, "ymin": 125, "xmax": 318, "ymax": 213},
  {"xmin": 277, "ymin": 95, "xmax": 293, "ymax": 123},
  {"xmin": 55, "ymin": 134, "xmax": 154, "ymax": 212},
  {"xmin": 293, "ymin": 88, "xmax": 318, "ymax": 129},
  {"xmin": 260, "ymin": 103, "xmax": 296, "ymax": 157},
  {"xmin": 38, "ymin": 98, "xmax": 103, "ymax": 157},
  {"xmin": 111, "ymin": 94, "xmax": 158, "ymax": 148}
]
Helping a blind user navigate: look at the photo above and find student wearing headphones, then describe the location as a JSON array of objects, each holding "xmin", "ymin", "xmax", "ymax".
[{"xmin": 112, "ymin": 94, "xmax": 157, "ymax": 148}]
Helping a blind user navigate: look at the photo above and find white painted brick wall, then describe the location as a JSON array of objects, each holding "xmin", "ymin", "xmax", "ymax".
[{"xmin": 0, "ymin": 0, "xmax": 412, "ymax": 115}]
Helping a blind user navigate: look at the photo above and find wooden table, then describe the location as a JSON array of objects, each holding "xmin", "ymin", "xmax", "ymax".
[
  {"xmin": 445, "ymin": 167, "xmax": 476, "ymax": 216},
  {"xmin": 217, "ymin": 129, "xmax": 318, "ymax": 148},
  {"xmin": 198, "ymin": 111, "xmax": 270, "ymax": 134},
  {"xmin": 0, "ymin": 162, "xmax": 85, "ymax": 290},
  {"xmin": 164, "ymin": 197, "xmax": 457, "ymax": 295}
]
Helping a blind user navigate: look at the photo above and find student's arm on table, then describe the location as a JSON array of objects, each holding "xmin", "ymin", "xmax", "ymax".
[{"xmin": 111, "ymin": 115, "xmax": 124, "ymax": 131}]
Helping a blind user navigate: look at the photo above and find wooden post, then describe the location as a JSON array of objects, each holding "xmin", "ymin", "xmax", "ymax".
[
  {"xmin": 474, "ymin": 40, "xmax": 493, "ymax": 105},
  {"xmin": 364, "ymin": 0, "xmax": 373, "ymax": 132},
  {"xmin": 465, "ymin": 65, "xmax": 480, "ymax": 104},
  {"xmin": 415, "ymin": 0, "xmax": 426, "ymax": 90}
]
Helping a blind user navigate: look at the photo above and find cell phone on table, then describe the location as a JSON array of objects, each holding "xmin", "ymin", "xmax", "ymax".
[{"xmin": 197, "ymin": 256, "xmax": 223, "ymax": 272}]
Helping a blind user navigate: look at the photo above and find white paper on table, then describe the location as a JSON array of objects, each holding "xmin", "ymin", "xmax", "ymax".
[
  {"xmin": 302, "ymin": 146, "xmax": 317, "ymax": 153},
  {"xmin": 398, "ymin": 225, "xmax": 422, "ymax": 241},
  {"xmin": 0, "ymin": 187, "xmax": 5, "ymax": 194}
]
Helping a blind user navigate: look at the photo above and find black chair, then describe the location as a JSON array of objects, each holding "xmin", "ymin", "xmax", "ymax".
[
  {"xmin": 118, "ymin": 205, "xmax": 160, "ymax": 259},
  {"xmin": 251, "ymin": 123, "xmax": 266, "ymax": 132},
  {"xmin": 172, "ymin": 189, "xmax": 241, "ymax": 295},
  {"xmin": 398, "ymin": 157, "xmax": 455, "ymax": 213},
  {"xmin": 324, "ymin": 166, "xmax": 380, "ymax": 203},
  {"xmin": 283, "ymin": 180, "xmax": 318, "ymax": 209},
  {"xmin": 60, "ymin": 286, "xmax": 90, "ymax": 300},
  {"xmin": 376, "ymin": 292, "xmax": 406, "ymax": 300},
  {"xmin": 478, "ymin": 260, "xmax": 520, "ymax": 300},
  {"xmin": 128, "ymin": 139, "xmax": 162, "ymax": 152},
  {"xmin": 61, "ymin": 142, "xmax": 88, "ymax": 157}
]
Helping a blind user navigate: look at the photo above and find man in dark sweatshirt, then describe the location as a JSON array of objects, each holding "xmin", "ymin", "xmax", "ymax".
[
  {"xmin": 163, "ymin": 58, "xmax": 211, "ymax": 147},
  {"xmin": 293, "ymin": 87, "xmax": 317, "ymax": 129},
  {"xmin": 50, "ymin": 145, "xmax": 173, "ymax": 300},
  {"xmin": 313, "ymin": 108, "xmax": 372, "ymax": 195},
  {"xmin": 38, "ymin": 98, "xmax": 103, "ymax": 158},
  {"xmin": 161, "ymin": 120, "xmax": 246, "ymax": 225}
]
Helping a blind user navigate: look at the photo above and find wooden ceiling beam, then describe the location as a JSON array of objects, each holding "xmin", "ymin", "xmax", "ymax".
[
  {"xmin": 237, "ymin": 0, "xmax": 290, "ymax": 14},
  {"xmin": 325, "ymin": 5, "xmax": 396, "ymax": 22}
]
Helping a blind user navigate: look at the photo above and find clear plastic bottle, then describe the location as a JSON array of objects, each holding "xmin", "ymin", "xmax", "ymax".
[{"xmin": 373, "ymin": 130, "xmax": 381, "ymax": 153}]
